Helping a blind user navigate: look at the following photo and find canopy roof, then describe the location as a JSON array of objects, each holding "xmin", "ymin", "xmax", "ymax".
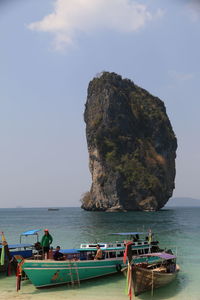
[
  {"xmin": 0, "ymin": 243, "xmax": 33, "ymax": 249},
  {"xmin": 110, "ymin": 232, "xmax": 144, "ymax": 236},
  {"xmin": 60, "ymin": 249, "xmax": 80, "ymax": 254},
  {"xmin": 78, "ymin": 246, "xmax": 125, "ymax": 251},
  {"xmin": 144, "ymin": 252, "xmax": 176, "ymax": 260},
  {"xmin": 20, "ymin": 229, "xmax": 41, "ymax": 236}
]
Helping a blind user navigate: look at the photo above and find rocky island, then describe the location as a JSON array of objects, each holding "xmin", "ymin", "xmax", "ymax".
[{"xmin": 81, "ymin": 72, "xmax": 177, "ymax": 211}]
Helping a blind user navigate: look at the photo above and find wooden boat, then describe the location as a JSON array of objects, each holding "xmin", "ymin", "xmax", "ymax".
[
  {"xmin": 0, "ymin": 229, "xmax": 41, "ymax": 274},
  {"xmin": 0, "ymin": 232, "xmax": 17, "ymax": 274},
  {"xmin": 132, "ymin": 253, "xmax": 180, "ymax": 296},
  {"xmin": 3, "ymin": 229, "xmax": 41, "ymax": 258}
]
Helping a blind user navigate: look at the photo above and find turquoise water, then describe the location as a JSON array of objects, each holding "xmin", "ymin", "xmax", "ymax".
[{"xmin": 0, "ymin": 207, "xmax": 200, "ymax": 300}]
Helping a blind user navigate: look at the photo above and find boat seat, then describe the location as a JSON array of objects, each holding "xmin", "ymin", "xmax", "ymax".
[
  {"xmin": 153, "ymin": 267, "xmax": 166, "ymax": 272},
  {"xmin": 34, "ymin": 254, "xmax": 43, "ymax": 260}
]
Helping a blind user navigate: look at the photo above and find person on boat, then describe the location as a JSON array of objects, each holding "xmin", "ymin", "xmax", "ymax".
[
  {"xmin": 53, "ymin": 246, "xmax": 64, "ymax": 261},
  {"xmin": 166, "ymin": 260, "xmax": 176, "ymax": 273},
  {"xmin": 34, "ymin": 242, "xmax": 43, "ymax": 255},
  {"xmin": 133, "ymin": 236, "xmax": 138, "ymax": 242},
  {"xmin": 94, "ymin": 244, "xmax": 103, "ymax": 260},
  {"xmin": 135, "ymin": 234, "xmax": 140, "ymax": 241},
  {"xmin": 41, "ymin": 229, "xmax": 53, "ymax": 259}
]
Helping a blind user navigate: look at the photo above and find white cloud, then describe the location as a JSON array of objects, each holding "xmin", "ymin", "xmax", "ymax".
[
  {"xmin": 169, "ymin": 70, "xmax": 194, "ymax": 82},
  {"xmin": 28, "ymin": 0, "xmax": 162, "ymax": 50},
  {"xmin": 185, "ymin": 0, "xmax": 200, "ymax": 22}
]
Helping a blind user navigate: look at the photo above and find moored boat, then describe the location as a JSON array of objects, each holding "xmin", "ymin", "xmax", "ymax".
[
  {"xmin": 132, "ymin": 252, "xmax": 180, "ymax": 296},
  {"xmin": 17, "ymin": 247, "xmax": 162, "ymax": 288},
  {"xmin": 0, "ymin": 232, "xmax": 17, "ymax": 274},
  {"xmin": 15, "ymin": 231, "xmax": 161, "ymax": 288},
  {"xmin": 0, "ymin": 229, "xmax": 41, "ymax": 274}
]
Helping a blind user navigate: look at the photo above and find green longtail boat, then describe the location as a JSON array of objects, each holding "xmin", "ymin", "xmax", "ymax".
[
  {"xmin": 17, "ymin": 232, "xmax": 161, "ymax": 288},
  {"xmin": 20, "ymin": 250, "xmax": 161, "ymax": 288}
]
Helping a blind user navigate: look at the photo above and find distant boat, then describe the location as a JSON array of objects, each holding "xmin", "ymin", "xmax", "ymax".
[
  {"xmin": 131, "ymin": 253, "xmax": 180, "ymax": 296},
  {"xmin": 48, "ymin": 208, "xmax": 59, "ymax": 211}
]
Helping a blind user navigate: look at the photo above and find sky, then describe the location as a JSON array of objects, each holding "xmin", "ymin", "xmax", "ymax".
[{"xmin": 0, "ymin": 0, "xmax": 200, "ymax": 208}]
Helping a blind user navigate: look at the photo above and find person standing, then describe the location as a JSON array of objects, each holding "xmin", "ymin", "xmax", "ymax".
[{"xmin": 41, "ymin": 229, "xmax": 53, "ymax": 259}]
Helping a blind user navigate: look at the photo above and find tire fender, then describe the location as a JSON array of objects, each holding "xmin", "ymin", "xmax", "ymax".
[{"xmin": 116, "ymin": 264, "xmax": 122, "ymax": 272}]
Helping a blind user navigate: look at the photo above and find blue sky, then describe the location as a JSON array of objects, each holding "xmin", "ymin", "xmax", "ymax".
[{"xmin": 0, "ymin": 0, "xmax": 200, "ymax": 208}]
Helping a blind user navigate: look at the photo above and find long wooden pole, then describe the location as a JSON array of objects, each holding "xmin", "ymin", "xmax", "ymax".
[{"xmin": 151, "ymin": 270, "xmax": 154, "ymax": 297}]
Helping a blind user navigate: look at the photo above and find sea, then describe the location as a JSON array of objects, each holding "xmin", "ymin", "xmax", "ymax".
[{"xmin": 0, "ymin": 206, "xmax": 200, "ymax": 300}]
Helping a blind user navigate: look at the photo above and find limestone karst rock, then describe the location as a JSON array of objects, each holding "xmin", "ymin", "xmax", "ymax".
[{"xmin": 81, "ymin": 72, "xmax": 177, "ymax": 211}]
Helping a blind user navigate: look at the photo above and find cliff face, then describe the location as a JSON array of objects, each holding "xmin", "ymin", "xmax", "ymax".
[{"xmin": 82, "ymin": 72, "xmax": 177, "ymax": 211}]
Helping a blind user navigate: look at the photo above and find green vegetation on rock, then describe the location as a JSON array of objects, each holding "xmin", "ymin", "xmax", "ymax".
[{"xmin": 82, "ymin": 72, "xmax": 177, "ymax": 211}]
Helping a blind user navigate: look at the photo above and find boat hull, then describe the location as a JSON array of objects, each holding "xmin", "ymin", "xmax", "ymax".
[
  {"xmin": 22, "ymin": 258, "xmax": 124, "ymax": 288},
  {"xmin": 132, "ymin": 265, "xmax": 179, "ymax": 296},
  {"xmin": 22, "ymin": 255, "xmax": 162, "ymax": 288}
]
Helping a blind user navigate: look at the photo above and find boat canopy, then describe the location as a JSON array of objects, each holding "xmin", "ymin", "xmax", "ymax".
[
  {"xmin": 144, "ymin": 252, "xmax": 176, "ymax": 260},
  {"xmin": 78, "ymin": 246, "xmax": 125, "ymax": 251},
  {"xmin": 20, "ymin": 229, "xmax": 41, "ymax": 243},
  {"xmin": 0, "ymin": 243, "xmax": 33, "ymax": 249},
  {"xmin": 60, "ymin": 247, "xmax": 126, "ymax": 253},
  {"xmin": 20, "ymin": 229, "xmax": 41, "ymax": 236},
  {"xmin": 110, "ymin": 232, "xmax": 144, "ymax": 236},
  {"xmin": 60, "ymin": 249, "xmax": 80, "ymax": 254}
]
